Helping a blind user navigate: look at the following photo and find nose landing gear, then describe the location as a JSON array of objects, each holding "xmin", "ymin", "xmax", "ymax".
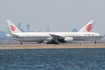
[{"xmin": 20, "ymin": 41, "xmax": 23, "ymax": 45}]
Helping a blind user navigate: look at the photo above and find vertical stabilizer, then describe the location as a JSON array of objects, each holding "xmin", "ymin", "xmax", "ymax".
[
  {"xmin": 79, "ymin": 20, "xmax": 95, "ymax": 32},
  {"xmin": 7, "ymin": 19, "xmax": 22, "ymax": 34}
]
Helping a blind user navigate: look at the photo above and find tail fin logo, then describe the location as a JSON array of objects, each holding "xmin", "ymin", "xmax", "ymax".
[
  {"xmin": 10, "ymin": 25, "xmax": 15, "ymax": 31},
  {"xmin": 86, "ymin": 24, "xmax": 92, "ymax": 32}
]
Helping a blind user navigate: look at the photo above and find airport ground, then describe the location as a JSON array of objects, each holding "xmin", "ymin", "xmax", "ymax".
[{"xmin": 0, "ymin": 42, "xmax": 105, "ymax": 49}]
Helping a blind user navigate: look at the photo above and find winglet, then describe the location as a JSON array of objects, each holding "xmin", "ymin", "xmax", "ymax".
[
  {"xmin": 78, "ymin": 20, "xmax": 95, "ymax": 32},
  {"xmin": 7, "ymin": 19, "xmax": 22, "ymax": 34}
]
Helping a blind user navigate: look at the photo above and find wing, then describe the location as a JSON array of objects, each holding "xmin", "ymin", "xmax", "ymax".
[{"xmin": 49, "ymin": 34, "xmax": 64, "ymax": 39}]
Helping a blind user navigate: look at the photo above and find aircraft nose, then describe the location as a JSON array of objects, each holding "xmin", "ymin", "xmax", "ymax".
[{"xmin": 99, "ymin": 34, "xmax": 101, "ymax": 36}]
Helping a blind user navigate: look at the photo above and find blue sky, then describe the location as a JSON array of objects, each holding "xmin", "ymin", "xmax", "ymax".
[{"xmin": 0, "ymin": 0, "xmax": 105, "ymax": 34}]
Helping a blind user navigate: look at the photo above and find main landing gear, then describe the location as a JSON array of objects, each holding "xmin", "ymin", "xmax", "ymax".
[
  {"xmin": 47, "ymin": 40, "xmax": 60, "ymax": 44},
  {"xmin": 94, "ymin": 41, "xmax": 96, "ymax": 44},
  {"xmin": 94, "ymin": 41, "xmax": 96, "ymax": 47}
]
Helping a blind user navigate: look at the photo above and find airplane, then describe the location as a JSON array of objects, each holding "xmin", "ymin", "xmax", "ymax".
[{"xmin": 6, "ymin": 19, "xmax": 103, "ymax": 44}]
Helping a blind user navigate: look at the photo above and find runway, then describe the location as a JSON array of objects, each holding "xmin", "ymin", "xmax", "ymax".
[{"xmin": 0, "ymin": 43, "xmax": 105, "ymax": 49}]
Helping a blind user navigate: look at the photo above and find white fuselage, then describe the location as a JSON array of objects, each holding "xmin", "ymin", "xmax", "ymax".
[{"xmin": 11, "ymin": 32, "xmax": 102, "ymax": 43}]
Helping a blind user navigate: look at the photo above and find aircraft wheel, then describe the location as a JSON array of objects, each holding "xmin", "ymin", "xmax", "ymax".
[{"xmin": 20, "ymin": 42, "xmax": 23, "ymax": 45}]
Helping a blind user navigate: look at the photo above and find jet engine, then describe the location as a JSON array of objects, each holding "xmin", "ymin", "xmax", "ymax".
[{"xmin": 64, "ymin": 37, "xmax": 73, "ymax": 43}]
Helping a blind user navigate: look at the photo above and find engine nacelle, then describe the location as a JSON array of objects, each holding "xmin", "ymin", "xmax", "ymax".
[{"xmin": 64, "ymin": 37, "xmax": 73, "ymax": 43}]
